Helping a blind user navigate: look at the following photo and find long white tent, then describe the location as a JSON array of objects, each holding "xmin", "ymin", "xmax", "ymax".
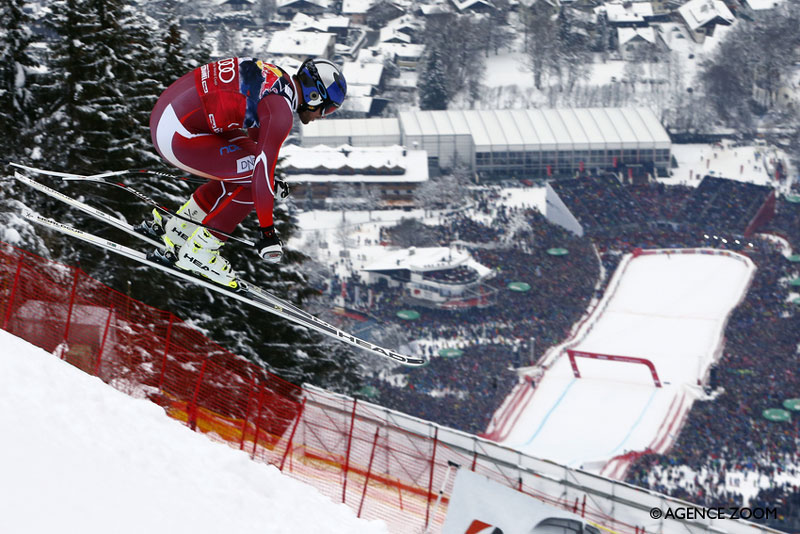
[{"xmin": 301, "ymin": 108, "xmax": 671, "ymax": 178}]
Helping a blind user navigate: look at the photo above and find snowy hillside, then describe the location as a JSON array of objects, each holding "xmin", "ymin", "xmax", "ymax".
[{"xmin": 0, "ymin": 329, "xmax": 387, "ymax": 534}]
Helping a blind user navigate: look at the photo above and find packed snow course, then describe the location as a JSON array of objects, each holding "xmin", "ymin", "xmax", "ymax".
[
  {"xmin": 0, "ymin": 330, "xmax": 387, "ymax": 534},
  {"xmin": 495, "ymin": 250, "xmax": 754, "ymax": 472}
]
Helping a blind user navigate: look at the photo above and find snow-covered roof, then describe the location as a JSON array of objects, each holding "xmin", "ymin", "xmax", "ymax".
[
  {"xmin": 363, "ymin": 247, "xmax": 471, "ymax": 273},
  {"xmin": 342, "ymin": 0, "xmax": 372, "ymax": 12},
  {"xmin": 277, "ymin": 0, "xmax": 330, "ymax": 8},
  {"xmin": 267, "ymin": 30, "xmax": 336, "ymax": 57},
  {"xmin": 618, "ymin": 26, "xmax": 657, "ymax": 45},
  {"xmin": 341, "ymin": 96, "xmax": 374, "ymax": 113},
  {"xmin": 290, "ymin": 13, "xmax": 350, "ymax": 32},
  {"xmin": 418, "ymin": 3, "xmax": 452, "ymax": 15},
  {"xmin": 343, "ymin": 61, "xmax": 384, "ymax": 86},
  {"xmin": 384, "ymin": 14, "xmax": 424, "ymax": 33},
  {"xmin": 656, "ymin": 22, "xmax": 692, "ymax": 51},
  {"xmin": 301, "ymin": 117, "xmax": 402, "ymax": 144},
  {"xmin": 376, "ymin": 42, "xmax": 426, "ymax": 59},
  {"xmin": 379, "ymin": 27, "xmax": 412, "ymax": 44},
  {"xmin": 678, "ymin": 0, "xmax": 734, "ymax": 30},
  {"xmin": 282, "ymin": 145, "xmax": 429, "ymax": 183},
  {"xmin": 398, "ymin": 108, "xmax": 670, "ymax": 152},
  {"xmin": 386, "ymin": 70, "xmax": 418, "ymax": 89},
  {"xmin": 596, "ymin": 1, "xmax": 653, "ymax": 23},
  {"xmin": 743, "ymin": 0, "xmax": 784, "ymax": 9},
  {"xmin": 346, "ymin": 84, "xmax": 375, "ymax": 97},
  {"xmin": 451, "ymin": 0, "xmax": 495, "ymax": 12}
]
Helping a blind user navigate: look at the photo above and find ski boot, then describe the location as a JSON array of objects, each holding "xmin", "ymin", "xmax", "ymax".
[
  {"xmin": 139, "ymin": 197, "xmax": 205, "ymax": 265},
  {"xmin": 133, "ymin": 208, "xmax": 167, "ymax": 240},
  {"xmin": 174, "ymin": 226, "xmax": 239, "ymax": 288}
]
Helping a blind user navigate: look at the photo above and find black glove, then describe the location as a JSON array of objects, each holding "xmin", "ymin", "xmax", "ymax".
[
  {"xmin": 274, "ymin": 179, "xmax": 291, "ymax": 199},
  {"xmin": 256, "ymin": 226, "xmax": 283, "ymax": 264}
]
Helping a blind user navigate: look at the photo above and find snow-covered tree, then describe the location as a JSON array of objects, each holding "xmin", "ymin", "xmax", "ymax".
[
  {"xmin": 520, "ymin": 1, "xmax": 559, "ymax": 90},
  {"xmin": 35, "ymin": 0, "xmax": 159, "ymax": 171},
  {"xmin": 421, "ymin": 14, "xmax": 486, "ymax": 107},
  {"xmin": 0, "ymin": 0, "xmax": 39, "ymax": 158},
  {"xmin": 419, "ymin": 46, "xmax": 448, "ymax": 110}
]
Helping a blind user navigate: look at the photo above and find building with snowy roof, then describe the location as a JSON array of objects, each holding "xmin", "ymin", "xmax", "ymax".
[
  {"xmin": 266, "ymin": 30, "xmax": 336, "ymax": 61},
  {"xmin": 596, "ymin": 1, "xmax": 654, "ymax": 26},
  {"xmin": 289, "ymin": 13, "xmax": 350, "ymax": 39},
  {"xmin": 375, "ymin": 42, "xmax": 426, "ymax": 69},
  {"xmin": 617, "ymin": 27, "xmax": 660, "ymax": 60},
  {"xmin": 281, "ymin": 144, "xmax": 428, "ymax": 207},
  {"xmin": 342, "ymin": 61, "xmax": 385, "ymax": 89},
  {"xmin": 276, "ymin": 0, "xmax": 330, "ymax": 15},
  {"xmin": 300, "ymin": 108, "xmax": 671, "ymax": 180},
  {"xmin": 361, "ymin": 247, "xmax": 495, "ymax": 309},
  {"xmin": 677, "ymin": 0, "xmax": 734, "ymax": 42}
]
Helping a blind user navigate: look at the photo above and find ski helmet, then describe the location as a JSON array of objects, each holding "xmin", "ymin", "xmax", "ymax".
[{"xmin": 296, "ymin": 58, "xmax": 347, "ymax": 116}]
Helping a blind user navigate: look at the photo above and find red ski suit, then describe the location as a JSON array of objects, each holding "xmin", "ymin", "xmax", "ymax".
[{"xmin": 150, "ymin": 58, "xmax": 297, "ymax": 236}]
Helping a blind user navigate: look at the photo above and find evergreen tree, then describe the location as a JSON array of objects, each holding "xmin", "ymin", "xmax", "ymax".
[
  {"xmin": 0, "ymin": 0, "xmax": 39, "ymax": 159},
  {"xmin": 37, "ymin": 0, "xmax": 161, "ymax": 172},
  {"xmin": 419, "ymin": 47, "xmax": 448, "ymax": 110}
]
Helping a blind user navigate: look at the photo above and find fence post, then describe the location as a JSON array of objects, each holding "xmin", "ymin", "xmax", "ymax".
[
  {"xmin": 239, "ymin": 380, "xmax": 256, "ymax": 451},
  {"xmin": 188, "ymin": 359, "xmax": 207, "ymax": 431},
  {"xmin": 251, "ymin": 387, "xmax": 265, "ymax": 459},
  {"xmin": 424, "ymin": 426, "xmax": 439, "ymax": 529},
  {"xmin": 342, "ymin": 398, "xmax": 358, "ymax": 504},
  {"xmin": 93, "ymin": 306, "xmax": 115, "ymax": 377},
  {"xmin": 427, "ymin": 460, "xmax": 459, "ymax": 533},
  {"xmin": 2, "ymin": 259, "xmax": 24, "ymax": 331},
  {"xmin": 280, "ymin": 397, "xmax": 306, "ymax": 472},
  {"xmin": 62, "ymin": 267, "xmax": 81, "ymax": 346},
  {"xmin": 357, "ymin": 427, "xmax": 380, "ymax": 518},
  {"xmin": 157, "ymin": 314, "xmax": 175, "ymax": 391}
]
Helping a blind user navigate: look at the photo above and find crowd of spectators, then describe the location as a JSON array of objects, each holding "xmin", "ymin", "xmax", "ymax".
[
  {"xmin": 324, "ymin": 178, "xmax": 799, "ymax": 531},
  {"xmin": 549, "ymin": 173, "xmax": 649, "ymax": 233},
  {"xmin": 362, "ymin": 344, "xmax": 519, "ymax": 435},
  {"xmin": 676, "ymin": 176, "xmax": 774, "ymax": 234}
]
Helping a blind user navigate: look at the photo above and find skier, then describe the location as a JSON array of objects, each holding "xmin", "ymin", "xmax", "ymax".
[{"xmin": 144, "ymin": 57, "xmax": 347, "ymax": 287}]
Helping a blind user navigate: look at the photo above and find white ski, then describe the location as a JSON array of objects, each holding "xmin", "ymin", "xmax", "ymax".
[{"xmin": 13, "ymin": 172, "xmax": 424, "ymax": 366}]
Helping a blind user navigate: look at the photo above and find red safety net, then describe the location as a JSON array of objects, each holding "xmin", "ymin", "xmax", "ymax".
[
  {"xmin": 0, "ymin": 242, "xmax": 658, "ymax": 534},
  {"xmin": 0, "ymin": 242, "xmax": 302, "ymax": 460}
]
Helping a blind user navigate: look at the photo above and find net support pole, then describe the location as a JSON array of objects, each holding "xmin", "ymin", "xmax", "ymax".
[
  {"xmin": 424, "ymin": 426, "xmax": 439, "ymax": 528},
  {"xmin": 342, "ymin": 399, "xmax": 358, "ymax": 504},
  {"xmin": 62, "ymin": 267, "xmax": 81, "ymax": 346},
  {"xmin": 357, "ymin": 427, "xmax": 380, "ymax": 518},
  {"xmin": 251, "ymin": 387, "xmax": 265, "ymax": 459},
  {"xmin": 280, "ymin": 397, "xmax": 307, "ymax": 472},
  {"xmin": 188, "ymin": 359, "xmax": 207, "ymax": 431},
  {"xmin": 157, "ymin": 314, "xmax": 175, "ymax": 391},
  {"xmin": 239, "ymin": 380, "xmax": 256, "ymax": 451},
  {"xmin": 2, "ymin": 258, "xmax": 23, "ymax": 330},
  {"xmin": 93, "ymin": 306, "xmax": 115, "ymax": 377}
]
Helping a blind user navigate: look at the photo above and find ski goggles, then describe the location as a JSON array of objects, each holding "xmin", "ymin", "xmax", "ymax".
[{"xmin": 320, "ymin": 101, "xmax": 341, "ymax": 117}]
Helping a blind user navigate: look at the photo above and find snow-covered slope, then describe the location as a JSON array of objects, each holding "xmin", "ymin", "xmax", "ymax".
[{"xmin": 0, "ymin": 329, "xmax": 387, "ymax": 534}]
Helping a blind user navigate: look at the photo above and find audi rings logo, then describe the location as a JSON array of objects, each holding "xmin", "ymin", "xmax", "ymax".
[
  {"xmin": 315, "ymin": 79, "xmax": 328, "ymax": 100},
  {"xmin": 217, "ymin": 58, "xmax": 236, "ymax": 84}
]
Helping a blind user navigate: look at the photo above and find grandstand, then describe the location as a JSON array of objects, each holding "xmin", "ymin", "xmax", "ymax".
[
  {"xmin": 677, "ymin": 175, "xmax": 776, "ymax": 236},
  {"xmin": 545, "ymin": 173, "xmax": 776, "ymax": 238},
  {"xmin": 300, "ymin": 108, "xmax": 672, "ymax": 180},
  {"xmin": 546, "ymin": 173, "xmax": 649, "ymax": 236}
]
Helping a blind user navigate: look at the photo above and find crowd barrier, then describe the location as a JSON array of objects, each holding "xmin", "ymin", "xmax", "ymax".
[{"xmin": 0, "ymin": 242, "xmax": 780, "ymax": 534}]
